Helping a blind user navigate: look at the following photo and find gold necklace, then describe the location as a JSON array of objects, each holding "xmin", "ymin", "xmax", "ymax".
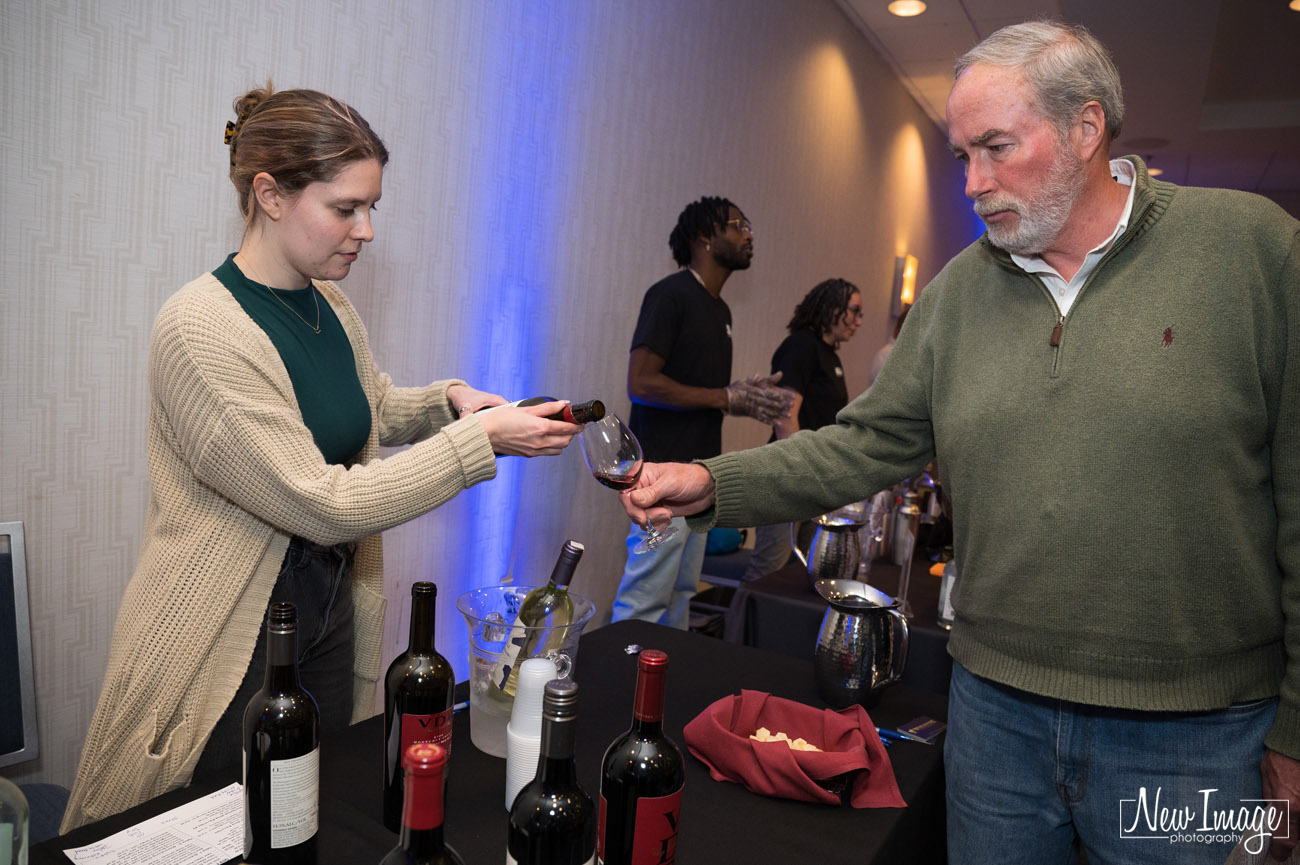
[{"xmin": 238, "ymin": 254, "xmax": 322, "ymax": 334}]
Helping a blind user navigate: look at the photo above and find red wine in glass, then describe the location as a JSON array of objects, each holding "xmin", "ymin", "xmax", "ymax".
[
  {"xmin": 580, "ymin": 414, "xmax": 677, "ymax": 553},
  {"xmin": 593, "ymin": 469, "xmax": 641, "ymax": 492}
]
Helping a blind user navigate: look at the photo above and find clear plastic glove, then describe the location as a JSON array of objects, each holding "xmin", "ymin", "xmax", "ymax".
[{"xmin": 725, "ymin": 373, "xmax": 794, "ymax": 425}]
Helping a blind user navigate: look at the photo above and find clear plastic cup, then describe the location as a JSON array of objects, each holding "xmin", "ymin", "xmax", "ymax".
[
  {"xmin": 504, "ymin": 657, "xmax": 557, "ymax": 809},
  {"xmin": 455, "ymin": 585, "xmax": 596, "ymax": 757}
]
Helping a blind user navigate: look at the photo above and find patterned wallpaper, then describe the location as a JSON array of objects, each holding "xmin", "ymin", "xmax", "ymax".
[{"xmin": 0, "ymin": 0, "xmax": 975, "ymax": 791}]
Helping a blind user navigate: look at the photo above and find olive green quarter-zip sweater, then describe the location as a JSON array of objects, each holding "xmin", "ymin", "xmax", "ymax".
[{"xmin": 702, "ymin": 158, "xmax": 1300, "ymax": 755}]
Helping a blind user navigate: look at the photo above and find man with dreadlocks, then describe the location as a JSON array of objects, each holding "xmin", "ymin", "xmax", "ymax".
[
  {"xmin": 742, "ymin": 278, "xmax": 864, "ymax": 582},
  {"xmin": 611, "ymin": 196, "xmax": 792, "ymax": 628}
]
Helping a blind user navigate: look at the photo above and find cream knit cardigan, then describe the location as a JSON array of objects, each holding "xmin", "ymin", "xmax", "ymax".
[{"xmin": 61, "ymin": 273, "xmax": 498, "ymax": 830}]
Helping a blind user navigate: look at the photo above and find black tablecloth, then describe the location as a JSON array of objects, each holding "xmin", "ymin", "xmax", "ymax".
[
  {"xmin": 725, "ymin": 556, "xmax": 954, "ymax": 695},
  {"xmin": 34, "ymin": 620, "xmax": 947, "ymax": 865}
]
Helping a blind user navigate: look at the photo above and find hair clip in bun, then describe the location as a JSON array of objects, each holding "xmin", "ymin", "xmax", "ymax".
[{"xmin": 224, "ymin": 120, "xmax": 237, "ymax": 145}]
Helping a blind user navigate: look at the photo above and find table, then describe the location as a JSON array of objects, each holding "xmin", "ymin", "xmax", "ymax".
[
  {"xmin": 34, "ymin": 620, "xmax": 948, "ymax": 865},
  {"xmin": 725, "ymin": 556, "xmax": 954, "ymax": 695}
]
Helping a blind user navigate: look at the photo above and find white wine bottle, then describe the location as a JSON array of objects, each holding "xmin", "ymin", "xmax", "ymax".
[{"xmin": 493, "ymin": 540, "xmax": 584, "ymax": 697}]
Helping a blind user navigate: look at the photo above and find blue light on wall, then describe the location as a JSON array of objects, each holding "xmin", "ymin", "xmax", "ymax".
[{"xmin": 452, "ymin": 4, "xmax": 580, "ymax": 588}]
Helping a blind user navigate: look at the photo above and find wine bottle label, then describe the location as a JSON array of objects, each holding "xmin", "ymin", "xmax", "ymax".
[
  {"xmin": 269, "ymin": 747, "xmax": 319, "ymax": 848},
  {"xmin": 597, "ymin": 785, "xmax": 683, "ymax": 865},
  {"xmin": 401, "ymin": 709, "xmax": 453, "ymax": 755},
  {"xmin": 492, "ymin": 618, "xmax": 531, "ymax": 693}
]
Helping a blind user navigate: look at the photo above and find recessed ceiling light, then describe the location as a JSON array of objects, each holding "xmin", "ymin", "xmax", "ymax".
[
  {"xmin": 888, "ymin": 0, "xmax": 927, "ymax": 16},
  {"xmin": 1291, "ymin": 0, "xmax": 1300, "ymax": 12}
]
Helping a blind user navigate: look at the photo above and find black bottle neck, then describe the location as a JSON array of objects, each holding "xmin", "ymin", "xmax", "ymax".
[
  {"xmin": 547, "ymin": 542, "xmax": 583, "ymax": 590},
  {"xmin": 400, "ymin": 822, "xmax": 449, "ymax": 859},
  {"xmin": 408, "ymin": 588, "xmax": 436, "ymax": 653},
  {"xmin": 264, "ymin": 622, "xmax": 301, "ymax": 691},
  {"xmin": 536, "ymin": 713, "xmax": 580, "ymax": 784}
]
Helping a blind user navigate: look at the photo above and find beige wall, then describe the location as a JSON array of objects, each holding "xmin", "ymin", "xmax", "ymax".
[{"xmin": 0, "ymin": 0, "xmax": 976, "ymax": 790}]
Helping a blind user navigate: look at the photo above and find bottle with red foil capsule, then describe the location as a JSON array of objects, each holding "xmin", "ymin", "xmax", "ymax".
[
  {"xmin": 384, "ymin": 582, "xmax": 455, "ymax": 832},
  {"xmin": 481, "ymin": 397, "xmax": 606, "ymax": 425},
  {"xmin": 379, "ymin": 743, "xmax": 464, "ymax": 865},
  {"xmin": 597, "ymin": 650, "xmax": 684, "ymax": 865}
]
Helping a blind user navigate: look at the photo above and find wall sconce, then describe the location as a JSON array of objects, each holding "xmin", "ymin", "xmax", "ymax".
[{"xmin": 891, "ymin": 254, "xmax": 918, "ymax": 317}]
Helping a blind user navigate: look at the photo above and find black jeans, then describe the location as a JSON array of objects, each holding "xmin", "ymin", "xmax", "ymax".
[{"xmin": 191, "ymin": 537, "xmax": 356, "ymax": 786}]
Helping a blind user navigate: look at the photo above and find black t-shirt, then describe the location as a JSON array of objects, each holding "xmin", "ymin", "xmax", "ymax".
[
  {"xmin": 769, "ymin": 327, "xmax": 848, "ymax": 435},
  {"xmin": 627, "ymin": 269, "xmax": 732, "ymax": 462}
]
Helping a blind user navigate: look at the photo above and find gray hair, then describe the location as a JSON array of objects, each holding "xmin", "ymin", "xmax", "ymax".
[{"xmin": 954, "ymin": 20, "xmax": 1124, "ymax": 141}]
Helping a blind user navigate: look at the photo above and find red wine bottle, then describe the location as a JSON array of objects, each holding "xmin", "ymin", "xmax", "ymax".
[
  {"xmin": 384, "ymin": 582, "xmax": 455, "ymax": 832},
  {"xmin": 380, "ymin": 743, "xmax": 465, "ymax": 865},
  {"xmin": 597, "ymin": 650, "xmax": 683, "ymax": 865},
  {"xmin": 243, "ymin": 602, "xmax": 320, "ymax": 865},
  {"xmin": 507, "ymin": 680, "xmax": 596, "ymax": 865},
  {"xmin": 482, "ymin": 397, "xmax": 606, "ymax": 424}
]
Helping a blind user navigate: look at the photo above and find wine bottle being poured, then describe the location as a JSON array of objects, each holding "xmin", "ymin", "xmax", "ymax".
[{"xmin": 480, "ymin": 396, "xmax": 606, "ymax": 425}]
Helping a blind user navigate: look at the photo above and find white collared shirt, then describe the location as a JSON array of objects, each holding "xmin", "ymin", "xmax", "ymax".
[{"xmin": 1010, "ymin": 159, "xmax": 1138, "ymax": 316}]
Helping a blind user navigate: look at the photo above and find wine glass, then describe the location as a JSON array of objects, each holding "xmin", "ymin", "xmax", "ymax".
[{"xmin": 579, "ymin": 413, "xmax": 678, "ymax": 553}]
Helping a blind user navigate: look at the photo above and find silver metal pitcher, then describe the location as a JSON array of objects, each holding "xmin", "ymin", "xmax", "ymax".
[
  {"xmin": 791, "ymin": 503, "xmax": 869, "ymax": 589},
  {"xmin": 813, "ymin": 579, "xmax": 910, "ymax": 709}
]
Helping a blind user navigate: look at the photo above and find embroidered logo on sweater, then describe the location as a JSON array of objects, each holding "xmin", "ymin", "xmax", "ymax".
[{"xmin": 1161, "ymin": 327, "xmax": 1174, "ymax": 348}]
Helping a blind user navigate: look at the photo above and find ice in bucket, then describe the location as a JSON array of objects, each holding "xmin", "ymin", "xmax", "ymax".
[{"xmin": 455, "ymin": 585, "xmax": 595, "ymax": 757}]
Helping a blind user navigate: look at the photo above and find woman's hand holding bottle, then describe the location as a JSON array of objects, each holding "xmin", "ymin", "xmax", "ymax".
[
  {"xmin": 446, "ymin": 383, "xmax": 507, "ymax": 416},
  {"xmin": 475, "ymin": 400, "xmax": 582, "ymax": 457}
]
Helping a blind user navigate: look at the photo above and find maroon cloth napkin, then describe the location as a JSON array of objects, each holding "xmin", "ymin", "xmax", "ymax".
[{"xmin": 682, "ymin": 690, "xmax": 906, "ymax": 808}]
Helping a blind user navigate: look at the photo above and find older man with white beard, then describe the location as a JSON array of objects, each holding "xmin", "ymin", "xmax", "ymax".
[{"xmin": 618, "ymin": 20, "xmax": 1300, "ymax": 865}]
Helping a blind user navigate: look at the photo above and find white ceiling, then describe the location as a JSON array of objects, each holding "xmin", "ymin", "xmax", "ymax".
[{"xmin": 835, "ymin": 0, "xmax": 1300, "ymax": 211}]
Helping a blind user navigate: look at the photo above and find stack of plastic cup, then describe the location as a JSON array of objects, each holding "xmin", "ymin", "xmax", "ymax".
[{"xmin": 504, "ymin": 656, "xmax": 558, "ymax": 810}]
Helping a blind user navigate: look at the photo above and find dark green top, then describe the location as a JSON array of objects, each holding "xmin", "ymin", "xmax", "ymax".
[{"xmin": 214, "ymin": 254, "xmax": 371, "ymax": 464}]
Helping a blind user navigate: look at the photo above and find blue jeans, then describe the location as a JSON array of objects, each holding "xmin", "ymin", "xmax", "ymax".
[
  {"xmin": 946, "ymin": 663, "xmax": 1279, "ymax": 865},
  {"xmin": 742, "ymin": 522, "xmax": 793, "ymax": 582},
  {"xmin": 611, "ymin": 518, "xmax": 706, "ymax": 629}
]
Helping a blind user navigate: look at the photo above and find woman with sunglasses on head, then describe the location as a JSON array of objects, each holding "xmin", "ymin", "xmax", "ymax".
[{"xmin": 60, "ymin": 84, "xmax": 580, "ymax": 830}]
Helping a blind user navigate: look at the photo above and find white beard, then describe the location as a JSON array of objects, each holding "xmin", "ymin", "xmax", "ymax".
[{"xmin": 976, "ymin": 144, "xmax": 1087, "ymax": 256}]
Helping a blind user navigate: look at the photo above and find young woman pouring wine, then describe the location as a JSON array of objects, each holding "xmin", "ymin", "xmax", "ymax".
[{"xmin": 60, "ymin": 84, "xmax": 580, "ymax": 831}]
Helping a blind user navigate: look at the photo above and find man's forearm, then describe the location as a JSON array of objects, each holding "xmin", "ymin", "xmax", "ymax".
[{"xmin": 628, "ymin": 371, "xmax": 727, "ymax": 411}]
